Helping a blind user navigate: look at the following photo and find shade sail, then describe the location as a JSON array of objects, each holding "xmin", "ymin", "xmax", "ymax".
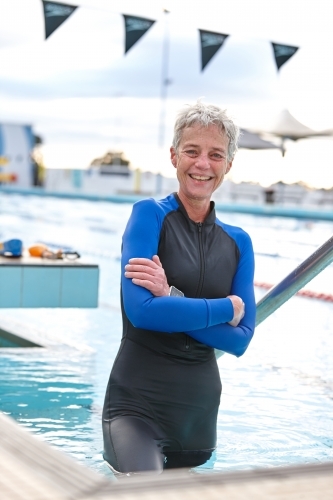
[
  {"xmin": 238, "ymin": 129, "xmax": 281, "ymax": 150},
  {"xmin": 256, "ymin": 109, "xmax": 333, "ymax": 141}
]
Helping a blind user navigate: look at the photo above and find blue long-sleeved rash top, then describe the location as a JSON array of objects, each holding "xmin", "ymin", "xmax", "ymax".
[
  {"xmin": 103, "ymin": 193, "xmax": 255, "ymax": 458},
  {"xmin": 121, "ymin": 193, "xmax": 255, "ymax": 356}
]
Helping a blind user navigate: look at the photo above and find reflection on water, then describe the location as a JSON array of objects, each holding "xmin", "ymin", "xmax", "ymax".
[
  {"xmin": 0, "ymin": 192, "xmax": 332, "ymax": 477},
  {"xmin": 0, "ymin": 347, "xmax": 102, "ymax": 465}
]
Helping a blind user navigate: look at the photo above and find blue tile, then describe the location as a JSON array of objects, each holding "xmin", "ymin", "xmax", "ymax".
[
  {"xmin": 60, "ymin": 267, "xmax": 99, "ymax": 307},
  {"xmin": 22, "ymin": 267, "xmax": 61, "ymax": 307},
  {"xmin": 0, "ymin": 267, "xmax": 22, "ymax": 307}
]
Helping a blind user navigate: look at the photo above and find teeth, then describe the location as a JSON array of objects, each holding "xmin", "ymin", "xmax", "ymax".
[{"xmin": 190, "ymin": 175, "xmax": 211, "ymax": 180}]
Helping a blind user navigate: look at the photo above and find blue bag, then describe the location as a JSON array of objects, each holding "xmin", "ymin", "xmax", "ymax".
[{"xmin": 0, "ymin": 239, "xmax": 23, "ymax": 257}]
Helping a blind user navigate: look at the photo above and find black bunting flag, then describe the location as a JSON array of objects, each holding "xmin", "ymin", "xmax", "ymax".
[
  {"xmin": 199, "ymin": 29, "xmax": 229, "ymax": 71},
  {"xmin": 123, "ymin": 15, "xmax": 155, "ymax": 54},
  {"xmin": 42, "ymin": 1, "xmax": 77, "ymax": 39},
  {"xmin": 271, "ymin": 42, "xmax": 299, "ymax": 70}
]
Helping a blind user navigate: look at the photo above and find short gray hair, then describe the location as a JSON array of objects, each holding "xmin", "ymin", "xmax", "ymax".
[{"xmin": 172, "ymin": 101, "xmax": 240, "ymax": 161}]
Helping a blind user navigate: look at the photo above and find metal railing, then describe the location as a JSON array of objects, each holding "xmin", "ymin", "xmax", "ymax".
[
  {"xmin": 256, "ymin": 234, "xmax": 333, "ymax": 325},
  {"xmin": 216, "ymin": 234, "xmax": 333, "ymax": 358}
]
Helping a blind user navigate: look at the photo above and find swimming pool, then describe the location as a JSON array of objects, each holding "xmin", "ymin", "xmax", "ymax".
[{"xmin": 0, "ymin": 192, "xmax": 332, "ymax": 479}]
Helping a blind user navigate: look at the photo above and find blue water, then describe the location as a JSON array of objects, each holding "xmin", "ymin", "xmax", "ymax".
[{"xmin": 0, "ymin": 192, "xmax": 333, "ymax": 479}]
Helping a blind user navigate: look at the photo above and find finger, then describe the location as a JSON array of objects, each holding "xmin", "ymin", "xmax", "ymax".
[
  {"xmin": 132, "ymin": 278, "xmax": 155, "ymax": 289},
  {"xmin": 152, "ymin": 255, "xmax": 162, "ymax": 267},
  {"xmin": 125, "ymin": 271, "xmax": 161, "ymax": 281},
  {"xmin": 125, "ymin": 264, "xmax": 157, "ymax": 275},
  {"xmin": 128, "ymin": 258, "xmax": 157, "ymax": 268}
]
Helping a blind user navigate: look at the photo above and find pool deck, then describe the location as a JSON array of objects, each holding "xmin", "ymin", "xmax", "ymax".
[
  {"xmin": 1, "ymin": 412, "xmax": 333, "ymax": 500},
  {"xmin": 0, "ymin": 412, "xmax": 109, "ymax": 500}
]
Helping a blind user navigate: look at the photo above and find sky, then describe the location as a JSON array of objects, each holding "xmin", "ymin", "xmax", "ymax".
[{"xmin": 0, "ymin": 0, "xmax": 333, "ymax": 188}]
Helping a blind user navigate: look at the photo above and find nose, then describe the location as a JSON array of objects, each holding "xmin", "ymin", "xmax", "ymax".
[{"xmin": 194, "ymin": 153, "xmax": 210, "ymax": 169}]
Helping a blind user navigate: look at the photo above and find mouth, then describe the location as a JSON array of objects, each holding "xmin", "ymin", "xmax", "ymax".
[{"xmin": 189, "ymin": 174, "xmax": 213, "ymax": 181}]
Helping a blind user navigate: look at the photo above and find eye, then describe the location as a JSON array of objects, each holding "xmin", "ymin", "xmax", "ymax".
[
  {"xmin": 211, "ymin": 152, "xmax": 225, "ymax": 160},
  {"xmin": 184, "ymin": 149, "xmax": 197, "ymax": 157}
]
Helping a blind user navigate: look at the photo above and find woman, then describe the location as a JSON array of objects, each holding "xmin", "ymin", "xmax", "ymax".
[{"xmin": 102, "ymin": 101, "xmax": 256, "ymax": 474}]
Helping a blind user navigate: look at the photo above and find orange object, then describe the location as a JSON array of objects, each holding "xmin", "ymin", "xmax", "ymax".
[
  {"xmin": 0, "ymin": 173, "xmax": 17, "ymax": 183},
  {"xmin": 29, "ymin": 244, "xmax": 64, "ymax": 259},
  {"xmin": 254, "ymin": 281, "xmax": 333, "ymax": 303},
  {"xmin": 28, "ymin": 244, "xmax": 48, "ymax": 257}
]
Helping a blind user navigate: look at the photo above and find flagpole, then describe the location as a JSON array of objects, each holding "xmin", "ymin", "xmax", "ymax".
[{"xmin": 158, "ymin": 9, "xmax": 170, "ymax": 149}]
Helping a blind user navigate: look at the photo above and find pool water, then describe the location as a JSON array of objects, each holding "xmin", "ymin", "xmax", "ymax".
[{"xmin": 0, "ymin": 192, "xmax": 333, "ymax": 479}]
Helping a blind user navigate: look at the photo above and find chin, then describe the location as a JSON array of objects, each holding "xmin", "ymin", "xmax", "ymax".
[{"xmin": 188, "ymin": 190, "xmax": 212, "ymax": 201}]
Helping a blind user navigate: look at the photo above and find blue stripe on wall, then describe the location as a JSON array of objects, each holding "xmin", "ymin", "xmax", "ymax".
[
  {"xmin": 24, "ymin": 125, "xmax": 34, "ymax": 181},
  {"xmin": 24, "ymin": 125, "xmax": 34, "ymax": 150}
]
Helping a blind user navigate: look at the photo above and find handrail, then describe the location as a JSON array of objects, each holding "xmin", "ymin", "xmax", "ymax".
[
  {"xmin": 216, "ymin": 234, "xmax": 333, "ymax": 358},
  {"xmin": 256, "ymin": 234, "xmax": 333, "ymax": 326}
]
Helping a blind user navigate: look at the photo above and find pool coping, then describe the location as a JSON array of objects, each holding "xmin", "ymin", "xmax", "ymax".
[{"xmin": 1, "ymin": 409, "xmax": 333, "ymax": 499}]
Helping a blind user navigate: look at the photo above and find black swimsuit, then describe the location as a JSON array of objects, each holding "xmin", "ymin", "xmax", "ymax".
[{"xmin": 102, "ymin": 193, "xmax": 255, "ymax": 472}]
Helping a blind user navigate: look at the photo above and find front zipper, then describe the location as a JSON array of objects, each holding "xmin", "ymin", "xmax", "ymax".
[
  {"xmin": 184, "ymin": 222, "xmax": 205, "ymax": 352},
  {"xmin": 195, "ymin": 222, "xmax": 205, "ymax": 297}
]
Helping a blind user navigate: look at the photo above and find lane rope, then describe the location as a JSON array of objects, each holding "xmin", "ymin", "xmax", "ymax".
[{"xmin": 254, "ymin": 281, "xmax": 333, "ymax": 303}]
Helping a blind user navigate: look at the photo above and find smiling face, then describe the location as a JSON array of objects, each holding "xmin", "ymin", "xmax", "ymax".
[{"xmin": 170, "ymin": 123, "xmax": 233, "ymax": 210}]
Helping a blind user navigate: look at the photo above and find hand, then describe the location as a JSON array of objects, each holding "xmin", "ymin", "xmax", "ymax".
[
  {"xmin": 227, "ymin": 295, "xmax": 245, "ymax": 327},
  {"xmin": 124, "ymin": 255, "xmax": 169, "ymax": 297}
]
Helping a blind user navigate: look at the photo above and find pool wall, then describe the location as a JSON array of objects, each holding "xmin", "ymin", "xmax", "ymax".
[{"xmin": 1, "ymin": 185, "xmax": 333, "ymax": 221}]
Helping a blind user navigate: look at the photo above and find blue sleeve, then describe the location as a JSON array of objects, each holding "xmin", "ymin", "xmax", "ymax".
[
  {"xmin": 121, "ymin": 200, "xmax": 234, "ymax": 332},
  {"xmin": 185, "ymin": 229, "xmax": 256, "ymax": 357}
]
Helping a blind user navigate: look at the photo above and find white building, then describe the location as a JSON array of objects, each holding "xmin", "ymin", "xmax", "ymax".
[
  {"xmin": 44, "ymin": 167, "xmax": 333, "ymax": 209},
  {"xmin": 0, "ymin": 123, "xmax": 34, "ymax": 187}
]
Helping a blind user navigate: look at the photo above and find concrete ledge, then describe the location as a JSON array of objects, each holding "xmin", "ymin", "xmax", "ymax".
[
  {"xmin": 0, "ymin": 254, "xmax": 99, "ymax": 308},
  {"xmin": 0, "ymin": 313, "xmax": 95, "ymax": 350},
  {"xmin": 98, "ymin": 461, "xmax": 333, "ymax": 499},
  {"xmin": 0, "ymin": 412, "xmax": 110, "ymax": 500},
  {"xmin": 1, "ymin": 410, "xmax": 333, "ymax": 500},
  {"xmin": 0, "ymin": 327, "xmax": 41, "ymax": 347}
]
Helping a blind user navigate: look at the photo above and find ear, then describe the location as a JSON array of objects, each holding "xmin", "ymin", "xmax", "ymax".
[
  {"xmin": 170, "ymin": 147, "xmax": 177, "ymax": 168},
  {"xmin": 226, "ymin": 160, "xmax": 233, "ymax": 174}
]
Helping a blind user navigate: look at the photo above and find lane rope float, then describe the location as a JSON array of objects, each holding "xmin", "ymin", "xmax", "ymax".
[{"xmin": 254, "ymin": 281, "xmax": 333, "ymax": 303}]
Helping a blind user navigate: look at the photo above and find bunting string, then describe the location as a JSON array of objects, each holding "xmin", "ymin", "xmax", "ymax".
[{"xmin": 5, "ymin": 1, "xmax": 301, "ymax": 71}]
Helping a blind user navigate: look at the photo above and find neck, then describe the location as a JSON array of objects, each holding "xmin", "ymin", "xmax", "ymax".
[{"xmin": 177, "ymin": 192, "xmax": 211, "ymax": 222}]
